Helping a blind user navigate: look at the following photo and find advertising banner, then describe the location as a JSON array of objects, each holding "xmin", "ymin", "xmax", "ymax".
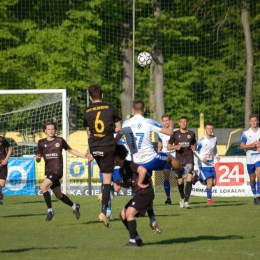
[
  {"xmin": 192, "ymin": 156, "xmax": 252, "ymax": 197},
  {"xmin": 3, "ymin": 158, "xmax": 36, "ymax": 195}
]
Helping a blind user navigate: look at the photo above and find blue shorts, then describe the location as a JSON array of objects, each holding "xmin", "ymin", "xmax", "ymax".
[
  {"xmin": 140, "ymin": 152, "xmax": 168, "ymax": 177},
  {"xmin": 99, "ymin": 168, "xmax": 121, "ymax": 183},
  {"xmin": 199, "ymin": 167, "xmax": 216, "ymax": 185},
  {"xmin": 247, "ymin": 161, "xmax": 260, "ymax": 175}
]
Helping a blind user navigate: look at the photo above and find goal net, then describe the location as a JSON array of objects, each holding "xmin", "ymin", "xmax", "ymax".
[{"xmin": 0, "ymin": 89, "xmax": 70, "ymax": 195}]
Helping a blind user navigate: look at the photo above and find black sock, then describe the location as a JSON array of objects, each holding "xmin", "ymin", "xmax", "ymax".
[
  {"xmin": 127, "ymin": 220, "xmax": 137, "ymax": 240},
  {"xmin": 43, "ymin": 191, "xmax": 52, "ymax": 209},
  {"xmin": 184, "ymin": 181, "xmax": 192, "ymax": 202},
  {"xmin": 177, "ymin": 183, "xmax": 185, "ymax": 199},
  {"xmin": 122, "ymin": 219, "xmax": 139, "ymax": 236},
  {"xmin": 60, "ymin": 194, "xmax": 74, "ymax": 207},
  {"xmin": 102, "ymin": 184, "xmax": 111, "ymax": 214}
]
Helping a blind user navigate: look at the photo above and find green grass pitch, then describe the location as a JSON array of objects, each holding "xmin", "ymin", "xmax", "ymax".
[{"xmin": 0, "ymin": 193, "xmax": 259, "ymax": 260}]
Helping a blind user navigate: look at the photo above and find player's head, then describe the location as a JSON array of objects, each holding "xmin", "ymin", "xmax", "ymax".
[
  {"xmin": 132, "ymin": 99, "xmax": 145, "ymax": 115},
  {"xmin": 204, "ymin": 122, "xmax": 214, "ymax": 136},
  {"xmin": 249, "ymin": 114, "xmax": 259, "ymax": 128},
  {"xmin": 114, "ymin": 144, "xmax": 129, "ymax": 160},
  {"xmin": 42, "ymin": 121, "xmax": 57, "ymax": 137},
  {"xmin": 179, "ymin": 116, "xmax": 189, "ymax": 130},
  {"xmin": 88, "ymin": 84, "xmax": 103, "ymax": 101},
  {"xmin": 161, "ymin": 114, "xmax": 172, "ymax": 128}
]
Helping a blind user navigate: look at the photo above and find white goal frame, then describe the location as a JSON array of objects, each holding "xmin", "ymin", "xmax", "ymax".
[{"xmin": 0, "ymin": 89, "xmax": 69, "ymax": 194}]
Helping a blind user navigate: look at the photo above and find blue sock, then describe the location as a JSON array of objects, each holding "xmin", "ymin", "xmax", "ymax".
[
  {"xmin": 147, "ymin": 208, "xmax": 156, "ymax": 223},
  {"xmin": 107, "ymin": 206, "xmax": 111, "ymax": 210},
  {"xmin": 206, "ymin": 188, "xmax": 212, "ymax": 200},
  {"xmin": 256, "ymin": 182, "xmax": 260, "ymax": 195},
  {"xmin": 164, "ymin": 180, "xmax": 170, "ymax": 198},
  {"xmin": 250, "ymin": 183, "xmax": 256, "ymax": 196}
]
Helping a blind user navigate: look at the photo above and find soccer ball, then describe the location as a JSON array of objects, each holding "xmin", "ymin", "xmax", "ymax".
[{"xmin": 137, "ymin": 52, "xmax": 153, "ymax": 67}]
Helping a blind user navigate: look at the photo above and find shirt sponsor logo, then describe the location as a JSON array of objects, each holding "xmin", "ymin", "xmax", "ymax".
[
  {"xmin": 137, "ymin": 123, "xmax": 142, "ymax": 129},
  {"xmin": 93, "ymin": 151, "xmax": 104, "ymax": 156}
]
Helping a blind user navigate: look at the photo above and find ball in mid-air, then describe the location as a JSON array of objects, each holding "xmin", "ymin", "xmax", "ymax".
[{"xmin": 137, "ymin": 52, "xmax": 153, "ymax": 67}]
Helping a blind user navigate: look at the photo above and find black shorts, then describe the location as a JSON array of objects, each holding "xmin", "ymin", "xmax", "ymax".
[
  {"xmin": 46, "ymin": 173, "xmax": 61, "ymax": 189},
  {"xmin": 90, "ymin": 145, "xmax": 115, "ymax": 173},
  {"xmin": 0, "ymin": 165, "xmax": 7, "ymax": 180},
  {"xmin": 125, "ymin": 188, "xmax": 154, "ymax": 216}
]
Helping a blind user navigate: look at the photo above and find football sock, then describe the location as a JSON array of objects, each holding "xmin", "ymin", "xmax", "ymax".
[
  {"xmin": 102, "ymin": 184, "xmax": 111, "ymax": 214},
  {"xmin": 60, "ymin": 194, "xmax": 74, "ymax": 207},
  {"xmin": 177, "ymin": 183, "xmax": 185, "ymax": 199},
  {"xmin": 43, "ymin": 191, "xmax": 52, "ymax": 209},
  {"xmin": 122, "ymin": 219, "xmax": 139, "ymax": 237},
  {"xmin": 256, "ymin": 181, "xmax": 260, "ymax": 195},
  {"xmin": 147, "ymin": 208, "xmax": 155, "ymax": 218},
  {"xmin": 127, "ymin": 220, "xmax": 137, "ymax": 240},
  {"xmin": 122, "ymin": 219, "xmax": 129, "ymax": 230},
  {"xmin": 164, "ymin": 180, "xmax": 171, "ymax": 198},
  {"xmin": 206, "ymin": 188, "xmax": 212, "ymax": 200},
  {"xmin": 184, "ymin": 181, "xmax": 192, "ymax": 202},
  {"xmin": 250, "ymin": 183, "xmax": 256, "ymax": 196}
]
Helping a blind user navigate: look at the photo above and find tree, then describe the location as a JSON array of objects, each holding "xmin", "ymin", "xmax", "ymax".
[{"xmin": 242, "ymin": 0, "xmax": 253, "ymax": 128}]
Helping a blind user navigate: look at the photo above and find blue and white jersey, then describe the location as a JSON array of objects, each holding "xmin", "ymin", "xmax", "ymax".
[
  {"xmin": 194, "ymin": 135, "xmax": 218, "ymax": 167},
  {"xmin": 241, "ymin": 127, "xmax": 260, "ymax": 164},
  {"xmin": 158, "ymin": 131, "xmax": 176, "ymax": 157},
  {"xmin": 120, "ymin": 115, "xmax": 163, "ymax": 164}
]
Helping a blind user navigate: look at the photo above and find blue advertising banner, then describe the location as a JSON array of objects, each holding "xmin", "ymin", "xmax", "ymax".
[{"xmin": 3, "ymin": 158, "xmax": 36, "ymax": 195}]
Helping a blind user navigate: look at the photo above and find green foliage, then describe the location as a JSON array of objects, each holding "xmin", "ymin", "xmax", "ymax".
[{"xmin": 0, "ymin": 0, "xmax": 260, "ymax": 129}]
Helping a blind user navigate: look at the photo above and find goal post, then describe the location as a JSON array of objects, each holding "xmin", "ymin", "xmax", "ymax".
[{"xmin": 0, "ymin": 89, "xmax": 69, "ymax": 194}]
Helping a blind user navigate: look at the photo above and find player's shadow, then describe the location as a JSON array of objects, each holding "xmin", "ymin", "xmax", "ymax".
[
  {"xmin": 0, "ymin": 246, "xmax": 76, "ymax": 254},
  {"xmin": 12, "ymin": 200, "xmax": 46, "ymax": 204},
  {"xmin": 192, "ymin": 202, "xmax": 247, "ymax": 209},
  {"xmin": 0, "ymin": 213, "xmax": 46, "ymax": 218},
  {"xmin": 83, "ymin": 218, "xmax": 121, "ymax": 225},
  {"xmin": 144, "ymin": 234, "xmax": 246, "ymax": 246}
]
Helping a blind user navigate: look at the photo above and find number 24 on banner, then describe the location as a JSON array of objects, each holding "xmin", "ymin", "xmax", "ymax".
[{"xmin": 215, "ymin": 162, "xmax": 245, "ymax": 186}]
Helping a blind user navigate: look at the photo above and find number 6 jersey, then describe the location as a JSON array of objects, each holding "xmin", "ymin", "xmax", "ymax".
[{"xmin": 83, "ymin": 102, "xmax": 122, "ymax": 147}]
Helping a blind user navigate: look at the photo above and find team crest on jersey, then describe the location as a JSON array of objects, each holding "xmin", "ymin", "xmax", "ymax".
[
  {"xmin": 137, "ymin": 123, "xmax": 142, "ymax": 129},
  {"xmin": 187, "ymin": 135, "xmax": 191, "ymax": 139},
  {"xmin": 44, "ymin": 144, "xmax": 47, "ymax": 147},
  {"xmin": 55, "ymin": 143, "xmax": 60, "ymax": 147}
]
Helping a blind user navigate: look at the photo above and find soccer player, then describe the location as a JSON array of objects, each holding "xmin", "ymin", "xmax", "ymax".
[
  {"xmin": 240, "ymin": 114, "xmax": 260, "ymax": 205},
  {"xmin": 157, "ymin": 114, "xmax": 176, "ymax": 204},
  {"xmin": 83, "ymin": 84, "xmax": 122, "ymax": 227},
  {"xmin": 0, "ymin": 136, "xmax": 13, "ymax": 205},
  {"xmin": 115, "ymin": 99, "xmax": 187, "ymax": 233},
  {"xmin": 36, "ymin": 121, "xmax": 92, "ymax": 221},
  {"xmin": 167, "ymin": 116, "xmax": 196, "ymax": 209},
  {"xmin": 194, "ymin": 123, "xmax": 220, "ymax": 204},
  {"xmin": 114, "ymin": 144, "xmax": 154, "ymax": 247}
]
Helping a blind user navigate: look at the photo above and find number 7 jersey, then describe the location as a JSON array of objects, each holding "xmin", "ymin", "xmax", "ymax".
[
  {"xmin": 121, "ymin": 114, "xmax": 163, "ymax": 164},
  {"xmin": 83, "ymin": 102, "xmax": 122, "ymax": 147}
]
